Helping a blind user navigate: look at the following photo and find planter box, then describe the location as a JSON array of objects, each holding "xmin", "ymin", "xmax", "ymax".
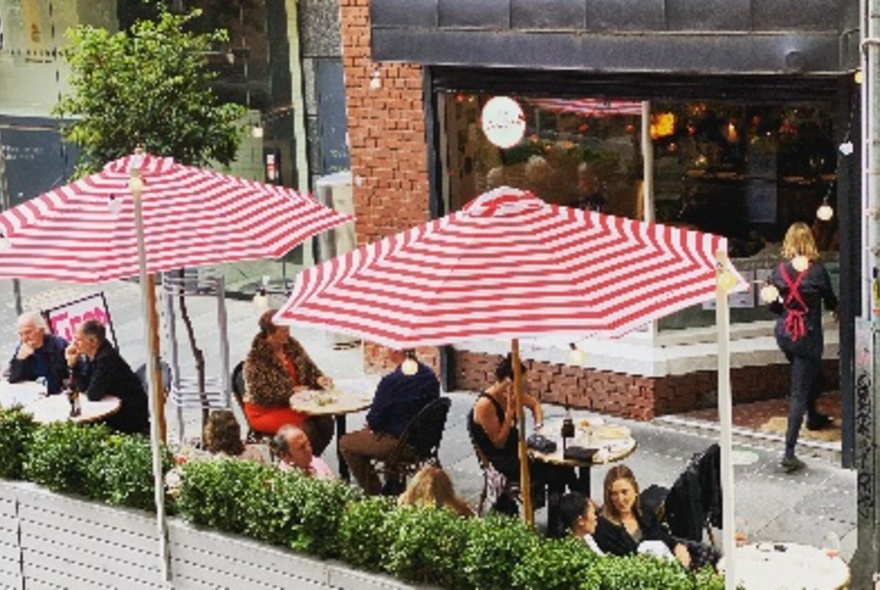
[{"xmin": 0, "ymin": 480, "xmax": 412, "ymax": 590}]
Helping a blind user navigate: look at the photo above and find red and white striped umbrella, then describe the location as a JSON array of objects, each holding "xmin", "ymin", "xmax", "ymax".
[
  {"xmin": 0, "ymin": 153, "xmax": 352, "ymax": 282},
  {"xmin": 527, "ymin": 98, "xmax": 643, "ymax": 117},
  {"xmin": 274, "ymin": 187, "xmax": 746, "ymax": 348}
]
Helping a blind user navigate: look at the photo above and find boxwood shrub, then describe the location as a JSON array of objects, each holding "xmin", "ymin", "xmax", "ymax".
[
  {"xmin": 0, "ymin": 406, "xmax": 38, "ymax": 480},
  {"xmin": 338, "ymin": 495, "xmax": 399, "ymax": 572},
  {"xmin": 462, "ymin": 513, "xmax": 540, "ymax": 590},
  {"xmin": 85, "ymin": 434, "xmax": 173, "ymax": 511},
  {"xmin": 23, "ymin": 421, "xmax": 110, "ymax": 494}
]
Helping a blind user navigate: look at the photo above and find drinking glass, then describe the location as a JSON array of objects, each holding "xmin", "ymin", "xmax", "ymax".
[
  {"xmin": 822, "ymin": 531, "xmax": 841, "ymax": 559},
  {"xmin": 734, "ymin": 516, "xmax": 748, "ymax": 547}
]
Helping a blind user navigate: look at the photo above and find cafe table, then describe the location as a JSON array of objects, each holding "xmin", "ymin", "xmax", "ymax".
[
  {"xmin": 0, "ymin": 380, "xmax": 46, "ymax": 408},
  {"xmin": 290, "ymin": 380, "xmax": 375, "ymax": 482},
  {"xmin": 718, "ymin": 542, "xmax": 850, "ymax": 590},
  {"xmin": 20, "ymin": 393, "xmax": 121, "ymax": 425},
  {"xmin": 529, "ymin": 416, "xmax": 637, "ymax": 532}
]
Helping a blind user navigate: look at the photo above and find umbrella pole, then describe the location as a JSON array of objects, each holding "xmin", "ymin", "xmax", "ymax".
[
  {"xmin": 715, "ymin": 251, "xmax": 736, "ymax": 590},
  {"xmin": 512, "ymin": 339, "xmax": 533, "ymax": 526},
  {"xmin": 146, "ymin": 275, "xmax": 167, "ymax": 441},
  {"xmin": 131, "ymin": 165, "xmax": 171, "ymax": 583}
]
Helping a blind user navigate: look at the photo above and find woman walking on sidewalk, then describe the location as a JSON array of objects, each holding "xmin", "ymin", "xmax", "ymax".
[{"xmin": 765, "ymin": 222, "xmax": 838, "ymax": 474}]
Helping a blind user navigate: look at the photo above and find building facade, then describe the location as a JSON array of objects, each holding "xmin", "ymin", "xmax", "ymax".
[{"xmin": 340, "ymin": 0, "xmax": 861, "ymax": 457}]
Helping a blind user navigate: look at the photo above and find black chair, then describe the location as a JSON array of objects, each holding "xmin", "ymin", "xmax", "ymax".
[
  {"xmin": 661, "ymin": 443, "xmax": 722, "ymax": 545},
  {"xmin": 374, "ymin": 397, "xmax": 451, "ymax": 494},
  {"xmin": 135, "ymin": 359, "xmax": 172, "ymax": 397},
  {"xmin": 231, "ymin": 360, "xmax": 273, "ymax": 445}
]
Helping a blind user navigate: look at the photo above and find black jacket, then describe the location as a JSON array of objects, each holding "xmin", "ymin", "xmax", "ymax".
[
  {"xmin": 664, "ymin": 444, "xmax": 723, "ymax": 542},
  {"xmin": 72, "ymin": 341, "xmax": 149, "ymax": 435},
  {"xmin": 594, "ymin": 508, "xmax": 677, "ymax": 557}
]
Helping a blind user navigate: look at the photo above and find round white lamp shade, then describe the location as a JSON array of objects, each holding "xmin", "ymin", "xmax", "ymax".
[
  {"xmin": 816, "ymin": 203, "xmax": 834, "ymax": 221},
  {"xmin": 481, "ymin": 96, "xmax": 526, "ymax": 148}
]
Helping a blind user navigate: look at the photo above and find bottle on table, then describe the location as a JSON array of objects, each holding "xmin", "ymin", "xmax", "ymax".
[
  {"xmin": 67, "ymin": 372, "xmax": 81, "ymax": 418},
  {"xmin": 561, "ymin": 395, "xmax": 575, "ymax": 451}
]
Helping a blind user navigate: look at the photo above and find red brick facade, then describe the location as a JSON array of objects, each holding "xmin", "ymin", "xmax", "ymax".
[
  {"xmin": 338, "ymin": 1, "xmax": 836, "ymax": 420},
  {"xmin": 452, "ymin": 350, "xmax": 839, "ymax": 420}
]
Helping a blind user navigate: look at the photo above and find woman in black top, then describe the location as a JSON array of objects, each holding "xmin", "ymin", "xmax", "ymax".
[
  {"xmin": 467, "ymin": 354, "xmax": 544, "ymax": 513},
  {"xmin": 594, "ymin": 465, "xmax": 692, "ymax": 568},
  {"xmin": 766, "ymin": 222, "xmax": 838, "ymax": 473}
]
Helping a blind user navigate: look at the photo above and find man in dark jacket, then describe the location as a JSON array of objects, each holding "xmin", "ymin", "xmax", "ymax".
[
  {"xmin": 339, "ymin": 349, "xmax": 440, "ymax": 494},
  {"xmin": 66, "ymin": 319, "xmax": 149, "ymax": 435},
  {"xmin": 8, "ymin": 311, "xmax": 69, "ymax": 395}
]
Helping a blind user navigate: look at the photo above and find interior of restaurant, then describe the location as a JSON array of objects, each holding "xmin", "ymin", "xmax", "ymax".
[{"xmin": 439, "ymin": 92, "xmax": 840, "ymax": 330}]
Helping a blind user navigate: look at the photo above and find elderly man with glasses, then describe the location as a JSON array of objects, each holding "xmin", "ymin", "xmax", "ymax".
[{"xmin": 7, "ymin": 311, "xmax": 69, "ymax": 395}]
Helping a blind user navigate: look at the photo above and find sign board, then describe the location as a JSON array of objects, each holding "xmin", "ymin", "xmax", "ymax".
[{"xmin": 42, "ymin": 292, "xmax": 118, "ymax": 348}]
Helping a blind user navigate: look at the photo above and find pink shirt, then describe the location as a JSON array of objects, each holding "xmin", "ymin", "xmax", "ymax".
[{"xmin": 279, "ymin": 457, "xmax": 335, "ymax": 480}]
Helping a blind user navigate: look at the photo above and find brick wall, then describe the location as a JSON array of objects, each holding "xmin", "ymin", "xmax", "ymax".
[
  {"xmin": 451, "ymin": 350, "xmax": 839, "ymax": 420},
  {"xmin": 340, "ymin": 0, "xmax": 435, "ymax": 373}
]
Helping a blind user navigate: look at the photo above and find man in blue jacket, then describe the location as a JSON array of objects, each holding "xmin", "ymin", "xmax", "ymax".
[
  {"xmin": 340, "ymin": 349, "xmax": 440, "ymax": 495},
  {"xmin": 7, "ymin": 312, "xmax": 69, "ymax": 395}
]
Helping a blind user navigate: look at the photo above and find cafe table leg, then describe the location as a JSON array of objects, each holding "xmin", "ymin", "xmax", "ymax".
[
  {"xmin": 573, "ymin": 466, "xmax": 591, "ymax": 497},
  {"xmin": 335, "ymin": 414, "xmax": 350, "ymax": 482}
]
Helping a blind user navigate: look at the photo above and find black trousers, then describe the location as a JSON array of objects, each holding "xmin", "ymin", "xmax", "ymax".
[{"xmin": 782, "ymin": 351, "xmax": 823, "ymax": 459}]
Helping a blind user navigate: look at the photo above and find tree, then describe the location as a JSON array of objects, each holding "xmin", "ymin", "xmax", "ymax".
[{"xmin": 54, "ymin": 6, "xmax": 246, "ymax": 176}]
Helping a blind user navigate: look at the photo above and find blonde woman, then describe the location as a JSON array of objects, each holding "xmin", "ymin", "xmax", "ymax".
[
  {"xmin": 594, "ymin": 465, "xmax": 691, "ymax": 568},
  {"xmin": 766, "ymin": 222, "xmax": 838, "ymax": 473},
  {"xmin": 398, "ymin": 466, "xmax": 474, "ymax": 518}
]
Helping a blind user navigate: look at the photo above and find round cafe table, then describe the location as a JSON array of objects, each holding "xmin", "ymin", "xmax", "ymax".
[
  {"xmin": 0, "ymin": 380, "xmax": 46, "ymax": 408},
  {"xmin": 529, "ymin": 416, "xmax": 637, "ymax": 533},
  {"xmin": 718, "ymin": 542, "xmax": 850, "ymax": 590},
  {"xmin": 23, "ymin": 394, "xmax": 122, "ymax": 425},
  {"xmin": 290, "ymin": 384, "xmax": 374, "ymax": 482}
]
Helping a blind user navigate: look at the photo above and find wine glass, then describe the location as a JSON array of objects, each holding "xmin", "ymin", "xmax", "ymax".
[
  {"xmin": 822, "ymin": 531, "xmax": 841, "ymax": 559},
  {"xmin": 734, "ymin": 516, "xmax": 749, "ymax": 547}
]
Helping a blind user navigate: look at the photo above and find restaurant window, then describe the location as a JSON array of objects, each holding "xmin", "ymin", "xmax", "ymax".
[{"xmin": 438, "ymin": 93, "xmax": 839, "ymax": 330}]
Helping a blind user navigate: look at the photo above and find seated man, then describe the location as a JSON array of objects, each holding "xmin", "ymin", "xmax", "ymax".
[
  {"xmin": 272, "ymin": 424, "xmax": 334, "ymax": 479},
  {"xmin": 66, "ymin": 319, "xmax": 149, "ymax": 435},
  {"xmin": 8, "ymin": 311, "xmax": 69, "ymax": 395},
  {"xmin": 340, "ymin": 349, "xmax": 440, "ymax": 495}
]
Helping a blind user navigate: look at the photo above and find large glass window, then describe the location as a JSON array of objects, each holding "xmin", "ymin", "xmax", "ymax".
[{"xmin": 439, "ymin": 92, "xmax": 840, "ymax": 330}]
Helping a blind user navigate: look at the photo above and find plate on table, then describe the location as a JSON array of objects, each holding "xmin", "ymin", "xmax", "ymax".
[
  {"xmin": 576, "ymin": 417, "xmax": 606, "ymax": 432},
  {"xmin": 591, "ymin": 424, "xmax": 631, "ymax": 441},
  {"xmin": 294, "ymin": 390, "xmax": 338, "ymax": 406}
]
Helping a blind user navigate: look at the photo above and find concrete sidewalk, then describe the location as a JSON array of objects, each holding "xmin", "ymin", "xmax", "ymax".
[{"xmin": 0, "ymin": 278, "xmax": 858, "ymax": 560}]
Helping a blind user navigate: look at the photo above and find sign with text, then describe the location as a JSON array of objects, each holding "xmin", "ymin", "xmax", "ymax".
[{"xmin": 42, "ymin": 292, "xmax": 117, "ymax": 347}]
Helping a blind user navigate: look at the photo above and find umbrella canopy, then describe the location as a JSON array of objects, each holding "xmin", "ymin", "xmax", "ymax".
[
  {"xmin": 274, "ymin": 187, "xmax": 744, "ymax": 347},
  {"xmin": 0, "ymin": 153, "xmax": 352, "ymax": 281}
]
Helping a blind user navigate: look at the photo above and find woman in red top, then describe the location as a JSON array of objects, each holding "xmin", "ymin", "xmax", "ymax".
[{"xmin": 243, "ymin": 310, "xmax": 334, "ymax": 455}]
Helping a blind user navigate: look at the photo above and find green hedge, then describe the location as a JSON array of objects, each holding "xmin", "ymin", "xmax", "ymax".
[{"xmin": 0, "ymin": 417, "xmax": 729, "ymax": 589}]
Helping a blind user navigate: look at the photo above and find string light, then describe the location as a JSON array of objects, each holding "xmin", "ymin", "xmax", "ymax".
[
  {"xmin": 569, "ymin": 342, "xmax": 587, "ymax": 365},
  {"xmin": 0, "ymin": 231, "xmax": 9, "ymax": 251},
  {"xmin": 401, "ymin": 349, "xmax": 418, "ymax": 375},
  {"xmin": 252, "ymin": 287, "xmax": 268, "ymax": 310},
  {"xmin": 816, "ymin": 196, "xmax": 834, "ymax": 221}
]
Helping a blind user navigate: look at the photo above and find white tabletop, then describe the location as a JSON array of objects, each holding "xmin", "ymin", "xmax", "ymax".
[
  {"xmin": 529, "ymin": 416, "xmax": 637, "ymax": 467},
  {"xmin": 290, "ymin": 388, "xmax": 373, "ymax": 416},
  {"xmin": 718, "ymin": 542, "xmax": 850, "ymax": 590},
  {"xmin": 23, "ymin": 394, "xmax": 122, "ymax": 425},
  {"xmin": 0, "ymin": 380, "xmax": 46, "ymax": 408}
]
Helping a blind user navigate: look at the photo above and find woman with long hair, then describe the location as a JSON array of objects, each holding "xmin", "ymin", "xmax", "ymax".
[
  {"xmin": 594, "ymin": 465, "xmax": 692, "ymax": 568},
  {"xmin": 398, "ymin": 466, "xmax": 474, "ymax": 518},
  {"xmin": 766, "ymin": 222, "xmax": 838, "ymax": 473}
]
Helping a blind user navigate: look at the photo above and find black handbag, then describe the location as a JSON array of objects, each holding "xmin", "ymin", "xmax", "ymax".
[
  {"xmin": 527, "ymin": 433, "xmax": 557, "ymax": 454},
  {"xmin": 563, "ymin": 445, "xmax": 597, "ymax": 463}
]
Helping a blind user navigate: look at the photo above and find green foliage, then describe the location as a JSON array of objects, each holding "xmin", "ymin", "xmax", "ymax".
[
  {"xmin": 582, "ymin": 554, "xmax": 697, "ymax": 590},
  {"xmin": 290, "ymin": 475, "xmax": 363, "ymax": 558},
  {"xmin": 383, "ymin": 506, "xmax": 472, "ymax": 589},
  {"xmin": 462, "ymin": 514, "xmax": 539, "ymax": 590},
  {"xmin": 54, "ymin": 6, "xmax": 246, "ymax": 176},
  {"xmin": 337, "ymin": 495, "xmax": 399, "ymax": 572},
  {"xmin": 23, "ymin": 422, "xmax": 110, "ymax": 494},
  {"xmin": 86, "ymin": 434, "xmax": 173, "ymax": 511},
  {"xmin": 177, "ymin": 457, "xmax": 265, "ymax": 534},
  {"xmin": 0, "ymin": 406, "xmax": 38, "ymax": 480},
  {"xmin": 512, "ymin": 536, "xmax": 597, "ymax": 590}
]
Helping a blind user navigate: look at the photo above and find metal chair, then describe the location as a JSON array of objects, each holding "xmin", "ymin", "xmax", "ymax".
[
  {"xmin": 230, "ymin": 360, "xmax": 273, "ymax": 445},
  {"xmin": 469, "ymin": 436, "xmax": 529, "ymax": 517},
  {"xmin": 373, "ymin": 397, "xmax": 451, "ymax": 495}
]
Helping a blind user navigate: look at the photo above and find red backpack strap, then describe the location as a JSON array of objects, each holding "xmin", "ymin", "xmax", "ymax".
[{"xmin": 779, "ymin": 263, "xmax": 809, "ymax": 341}]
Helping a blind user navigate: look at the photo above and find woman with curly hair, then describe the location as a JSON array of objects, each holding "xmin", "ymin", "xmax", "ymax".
[{"xmin": 203, "ymin": 409, "xmax": 265, "ymax": 463}]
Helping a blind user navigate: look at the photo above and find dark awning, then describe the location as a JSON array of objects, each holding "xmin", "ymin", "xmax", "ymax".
[{"xmin": 371, "ymin": 0, "xmax": 859, "ymax": 75}]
